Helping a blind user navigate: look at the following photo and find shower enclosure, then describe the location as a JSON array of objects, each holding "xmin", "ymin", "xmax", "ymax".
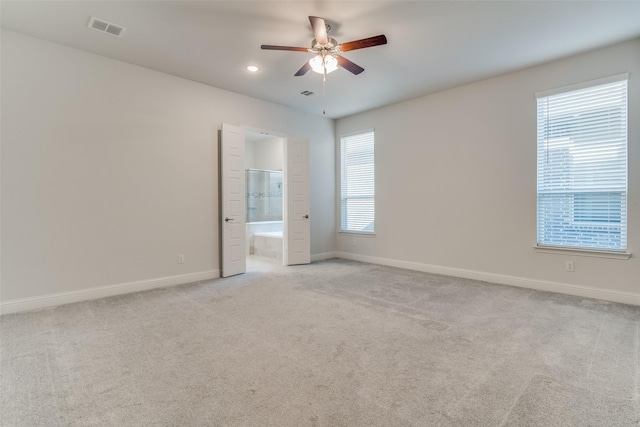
[{"xmin": 246, "ymin": 169, "xmax": 283, "ymax": 223}]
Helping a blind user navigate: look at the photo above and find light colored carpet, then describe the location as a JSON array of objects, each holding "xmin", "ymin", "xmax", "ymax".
[{"xmin": 1, "ymin": 258, "xmax": 639, "ymax": 426}]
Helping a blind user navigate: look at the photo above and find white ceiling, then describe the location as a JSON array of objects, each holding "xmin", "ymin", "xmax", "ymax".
[{"xmin": 2, "ymin": 1, "xmax": 640, "ymax": 119}]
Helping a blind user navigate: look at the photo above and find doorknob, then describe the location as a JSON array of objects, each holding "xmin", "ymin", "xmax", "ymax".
[
  {"xmin": 303, "ymin": 215, "xmax": 309, "ymax": 219},
  {"xmin": 225, "ymin": 217, "xmax": 234, "ymax": 222}
]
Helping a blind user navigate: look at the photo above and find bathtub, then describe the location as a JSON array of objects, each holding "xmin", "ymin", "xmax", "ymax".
[
  {"xmin": 254, "ymin": 231, "xmax": 282, "ymax": 238},
  {"xmin": 253, "ymin": 231, "xmax": 283, "ymax": 261}
]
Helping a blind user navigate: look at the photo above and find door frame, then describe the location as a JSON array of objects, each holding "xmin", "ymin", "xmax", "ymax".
[{"xmin": 220, "ymin": 124, "xmax": 311, "ymax": 271}]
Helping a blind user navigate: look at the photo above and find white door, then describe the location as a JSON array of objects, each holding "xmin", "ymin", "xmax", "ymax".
[
  {"xmin": 284, "ymin": 137, "xmax": 310, "ymax": 265},
  {"xmin": 220, "ymin": 123, "xmax": 246, "ymax": 277}
]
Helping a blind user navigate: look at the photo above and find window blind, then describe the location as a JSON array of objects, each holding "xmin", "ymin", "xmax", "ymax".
[
  {"xmin": 536, "ymin": 76, "xmax": 628, "ymax": 251},
  {"xmin": 340, "ymin": 131, "xmax": 375, "ymax": 233}
]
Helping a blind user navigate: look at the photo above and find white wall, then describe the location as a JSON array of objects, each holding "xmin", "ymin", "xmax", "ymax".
[
  {"xmin": 335, "ymin": 38, "xmax": 640, "ymax": 303},
  {"xmin": 0, "ymin": 30, "xmax": 335, "ymax": 307},
  {"xmin": 245, "ymin": 136, "xmax": 283, "ymax": 171},
  {"xmin": 253, "ymin": 137, "xmax": 283, "ymax": 171},
  {"xmin": 245, "ymin": 140, "xmax": 256, "ymax": 170}
]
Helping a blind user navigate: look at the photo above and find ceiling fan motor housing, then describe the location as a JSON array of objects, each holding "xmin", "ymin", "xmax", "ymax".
[{"xmin": 312, "ymin": 37, "xmax": 338, "ymax": 51}]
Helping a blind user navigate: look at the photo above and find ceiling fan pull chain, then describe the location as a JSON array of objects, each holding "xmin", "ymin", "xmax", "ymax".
[{"xmin": 322, "ymin": 68, "xmax": 327, "ymax": 115}]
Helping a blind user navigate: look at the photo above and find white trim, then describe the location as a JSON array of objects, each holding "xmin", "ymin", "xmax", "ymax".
[
  {"xmin": 240, "ymin": 125, "xmax": 287, "ymax": 139},
  {"xmin": 339, "ymin": 128, "xmax": 375, "ymax": 139},
  {"xmin": 535, "ymin": 72, "xmax": 629, "ymax": 98},
  {"xmin": 335, "ymin": 252, "xmax": 640, "ymax": 307},
  {"xmin": 311, "ymin": 252, "xmax": 338, "ymax": 262},
  {"xmin": 338, "ymin": 231, "xmax": 376, "ymax": 237},
  {"xmin": 534, "ymin": 245, "xmax": 631, "ymax": 260},
  {"xmin": 0, "ymin": 270, "xmax": 220, "ymax": 315}
]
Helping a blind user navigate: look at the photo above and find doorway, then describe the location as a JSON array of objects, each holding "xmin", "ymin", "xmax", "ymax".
[
  {"xmin": 220, "ymin": 123, "xmax": 311, "ymax": 277},
  {"xmin": 244, "ymin": 130, "xmax": 285, "ymax": 269}
]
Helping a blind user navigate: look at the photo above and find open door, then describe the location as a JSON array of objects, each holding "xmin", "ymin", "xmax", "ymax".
[
  {"xmin": 284, "ymin": 137, "xmax": 310, "ymax": 265},
  {"xmin": 220, "ymin": 124, "xmax": 246, "ymax": 277}
]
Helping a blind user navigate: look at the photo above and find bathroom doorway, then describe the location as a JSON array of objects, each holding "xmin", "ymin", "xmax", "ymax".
[
  {"xmin": 244, "ymin": 130, "xmax": 285, "ymax": 269},
  {"xmin": 220, "ymin": 123, "xmax": 310, "ymax": 277}
]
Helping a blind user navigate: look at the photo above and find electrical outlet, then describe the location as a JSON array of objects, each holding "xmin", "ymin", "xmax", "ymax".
[
  {"xmin": 178, "ymin": 254, "xmax": 185, "ymax": 264},
  {"xmin": 352, "ymin": 238, "xmax": 357, "ymax": 247},
  {"xmin": 565, "ymin": 261, "xmax": 574, "ymax": 272}
]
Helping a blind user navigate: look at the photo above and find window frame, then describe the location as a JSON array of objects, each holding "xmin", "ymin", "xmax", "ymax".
[
  {"xmin": 339, "ymin": 129, "xmax": 376, "ymax": 235},
  {"xmin": 534, "ymin": 73, "xmax": 630, "ymax": 257}
]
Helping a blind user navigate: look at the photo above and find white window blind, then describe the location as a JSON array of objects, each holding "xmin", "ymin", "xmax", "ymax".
[
  {"xmin": 340, "ymin": 131, "xmax": 375, "ymax": 233},
  {"xmin": 536, "ymin": 75, "xmax": 628, "ymax": 251}
]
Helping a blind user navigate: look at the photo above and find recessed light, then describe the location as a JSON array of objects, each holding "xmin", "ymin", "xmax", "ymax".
[{"xmin": 246, "ymin": 65, "xmax": 259, "ymax": 72}]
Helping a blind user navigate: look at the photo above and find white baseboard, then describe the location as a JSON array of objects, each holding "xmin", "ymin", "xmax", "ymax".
[
  {"xmin": 0, "ymin": 270, "xmax": 220, "ymax": 315},
  {"xmin": 4, "ymin": 254, "xmax": 637, "ymax": 314},
  {"xmin": 335, "ymin": 252, "xmax": 640, "ymax": 306},
  {"xmin": 311, "ymin": 252, "xmax": 339, "ymax": 262}
]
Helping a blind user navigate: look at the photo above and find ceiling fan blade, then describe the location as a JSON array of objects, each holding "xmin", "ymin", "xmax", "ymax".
[
  {"xmin": 338, "ymin": 35, "xmax": 387, "ymax": 52},
  {"xmin": 261, "ymin": 45, "xmax": 309, "ymax": 52},
  {"xmin": 309, "ymin": 16, "xmax": 329, "ymax": 45},
  {"xmin": 336, "ymin": 55, "xmax": 364, "ymax": 75},
  {"xmin": 294, "ymin": 62, "xmax": 312, "ymax": 77}
]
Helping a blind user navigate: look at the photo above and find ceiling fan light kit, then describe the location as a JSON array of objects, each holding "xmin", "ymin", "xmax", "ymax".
[{"xmin": 309, "ymin": 54, "xmax": 338, "ymax": 74}]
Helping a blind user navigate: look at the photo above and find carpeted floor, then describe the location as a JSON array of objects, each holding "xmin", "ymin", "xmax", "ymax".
[{"xmin": 1, "ymin": 258, "xmax": 639, "ymax": 426}]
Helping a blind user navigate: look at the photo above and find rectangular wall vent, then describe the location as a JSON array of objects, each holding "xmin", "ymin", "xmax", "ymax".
[
  {"xmin": 88, "ymin": 17, "xmax": 126, "ymax": 37},
  {"xmin": 300, "ymin": 90, "xmax": 315, "ymax": 97}
]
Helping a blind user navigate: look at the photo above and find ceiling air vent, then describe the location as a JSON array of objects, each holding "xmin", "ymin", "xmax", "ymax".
[
  {"xmin": 300, "ymin": 90, "xmax": 315, "ymax": 97},
  {"xmin": 88, "ymin": 17, "xmax": 126, "ymax": 37}
]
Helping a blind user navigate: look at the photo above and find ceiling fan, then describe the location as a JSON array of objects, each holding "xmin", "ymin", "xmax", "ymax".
[{"xmin": 261, "ymin": 16, "xmax": 387, "ymax": 77}]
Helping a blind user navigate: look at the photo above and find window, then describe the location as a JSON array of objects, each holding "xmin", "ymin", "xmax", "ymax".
[
  {"xmin": 536, "ymin": 74, "xmax": 628, "ymax": 252},
  {"xmin": 340, "ymin": 130, "xmax": 375, "ymax": 233}
]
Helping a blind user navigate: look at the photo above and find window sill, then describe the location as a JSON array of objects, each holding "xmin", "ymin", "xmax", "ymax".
[
  {"xmin": 339, "ymin": 231, "xmax": 376, "ymax": 237},
  {"xmin": 534, "ymin": 245, "xmax": 631, "ymax": 260}
]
